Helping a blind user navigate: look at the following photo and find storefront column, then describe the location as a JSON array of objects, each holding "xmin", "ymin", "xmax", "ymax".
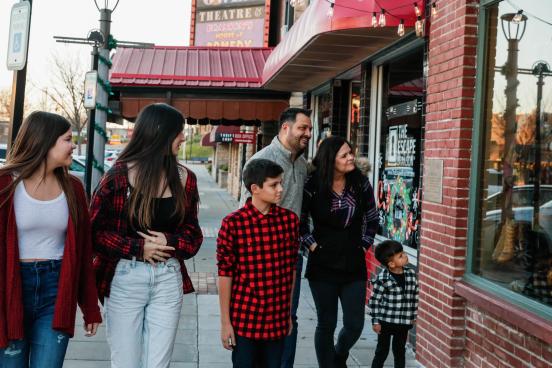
[{"xmin": 416, "ymin": 1, "xmax": 478, "ymax": 367}]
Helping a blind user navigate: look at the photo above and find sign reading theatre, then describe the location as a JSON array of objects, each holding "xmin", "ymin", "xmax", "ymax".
[{"xmin": 194, "ymin": 0, "xmax": 266, "ymax": 47}]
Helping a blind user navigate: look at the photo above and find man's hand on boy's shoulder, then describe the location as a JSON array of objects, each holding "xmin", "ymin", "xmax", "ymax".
[
  {"xmin": 372, "ymin": 323, "xmax": 381, "ymax": 334},
  {"xmin": 221, "ymin": 322, "xmax": 236, "ymax": 351}
]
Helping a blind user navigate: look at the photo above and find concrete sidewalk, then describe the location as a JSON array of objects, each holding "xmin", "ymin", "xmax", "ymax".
[{"xmin": 64, "ymin": 164, "xmax": 420, "ymax": 367}]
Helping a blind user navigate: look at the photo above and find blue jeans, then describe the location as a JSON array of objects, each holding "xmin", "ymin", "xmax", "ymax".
[
  {"xmin": 309, "ymin": 279, "xmax": 367, "ymax": 368},
  {"xmin": 280, "ymin": 254, "xmax": 303, "ymax": 368},
  {"xmin": 105, "ymin": 258, "xmax": 184, "ymax": 368},
  {"xmin": 232, "ymin": 335, "xmax": 284, "ymax": 368},
  {"xmin": 0, "ymin": 260, "xmax": 70, "ymax": 368}
]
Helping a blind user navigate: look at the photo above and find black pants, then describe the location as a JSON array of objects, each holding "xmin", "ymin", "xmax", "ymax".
[
  {"xmin": 231, "ymin": 335, "xmax": 284, "ymax": 368},
  {"xmin": 309, "ymin": 279, "xmax": 366, "ymax": 368},
  {"xmin": 371, "ymin": 322, "xmax": 411, "ymax": 368}
]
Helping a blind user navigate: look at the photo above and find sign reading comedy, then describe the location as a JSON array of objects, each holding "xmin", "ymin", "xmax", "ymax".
[{"xmin": 193, "ymin": 0, "xmax": 266, "ymax": 47}]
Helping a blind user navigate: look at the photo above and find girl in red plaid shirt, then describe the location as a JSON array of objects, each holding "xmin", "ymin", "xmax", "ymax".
[
  {"xmin": 90, "ymin": 104, "xmax": 203, "ymax": 368},
  {"xmin": 217, "ymin": 159, "xmax": 299, "ymax": 368}
]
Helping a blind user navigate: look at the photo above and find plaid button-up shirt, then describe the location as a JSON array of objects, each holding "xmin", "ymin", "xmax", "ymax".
[
  {"xmin": 369, "ymin": 267, "xmax": 419, "ymax": 325},
  {"xmin": 217, "ymin": 199, "xmax": 299, "ymax": 340},
  {"xmin": 90, "ymin": 162, "xmax": 203, "ymax": 302}
]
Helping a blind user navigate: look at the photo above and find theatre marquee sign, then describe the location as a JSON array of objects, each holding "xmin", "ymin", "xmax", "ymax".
[{"xmin": 193, "ymin": 0, "xmax": 266, "ymax": 47}]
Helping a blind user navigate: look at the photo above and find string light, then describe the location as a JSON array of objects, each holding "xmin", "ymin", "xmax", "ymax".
[
  {"xmin": 372, "ymin": 12, "xmax": 378, "ymax": 27},
  {"xmin": 327, "ymin": 1, "xmax": 335, "ymax": 18},
  {"xmin": 397, "ymin": 19, "xmax": 405, "ymax": 36},
  {"xmin": 431, "ymin": 2, "xmax": 437, "ymax": 17},
  {"xmin": 378, "ymin": 9, "xmax": 386, "ymax": 27},
  {"xmin": 414, "ymin": 2, "xmax": 421, "ymax": 17},
  {"xmin": 512, "ymin": 9, "xmax": 524, "ymax": 24},
  {"xmin": 415, "ymin": 16, "xmax": 424, "ymax": 37}
]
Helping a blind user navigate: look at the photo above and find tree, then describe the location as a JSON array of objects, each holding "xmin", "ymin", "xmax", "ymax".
[{"xmin": 41, "ymin": 53, "xmax": 88, "ymax": 155}]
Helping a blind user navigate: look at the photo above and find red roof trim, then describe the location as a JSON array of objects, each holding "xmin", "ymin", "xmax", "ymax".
[
  {"xmin": 111, "ymin": 73, "xmax": 261, "ymax": 83},
  {"xmin": 121, "ymin": 46, "xmax": 274, "ymax": 51}
]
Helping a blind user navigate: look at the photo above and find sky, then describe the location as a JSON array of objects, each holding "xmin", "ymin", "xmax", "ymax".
[{"xmin": 0, "ymin": 0, "xmax": 191, "ymax": 98}]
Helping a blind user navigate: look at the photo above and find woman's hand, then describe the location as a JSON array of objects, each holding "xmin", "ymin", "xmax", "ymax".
[
  {"xmin": 84, "ymin": 322, "xmax": 100, "ymax": 337},
  {"xmin": 221, "ymin": 322, "xmax": 236, "ymax": 350},
  {"xmin": 372, "ymin": 324, "xmax": 381, "ymax": 334},
  {"xmin": 138, "ymin": 231, "xmax": 175, "ymax": 265},
  {"xmin": 309, "ymin": 243, "xmax": 318, "ymax": 252}
]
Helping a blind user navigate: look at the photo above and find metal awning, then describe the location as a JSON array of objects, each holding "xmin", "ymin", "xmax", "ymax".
[{"xmin": 262, "ymin": 0, "xmax": 420, "ymax": 91}]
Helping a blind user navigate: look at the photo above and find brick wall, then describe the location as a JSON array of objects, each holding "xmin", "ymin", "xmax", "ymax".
[
  {"xmin": 418, "ymin": 1, "xmax": 552, "ymax": 367},
  {"xmin": 416, "ymin": 0, "xmax": 478, "ymax": 366},
  {"xmin": 464, "ymin": 305, "xmax": 552, "ymax": 368}
]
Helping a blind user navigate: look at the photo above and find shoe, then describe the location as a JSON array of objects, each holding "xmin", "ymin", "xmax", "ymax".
[{"xmin": 333, "ymin": 352, "xmax": 348, "ymax": 368}]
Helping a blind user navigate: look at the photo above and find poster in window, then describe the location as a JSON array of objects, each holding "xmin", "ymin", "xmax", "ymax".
[{"xmin": 377, "ymin": 100, "xmax": 422, "ymax": 249}]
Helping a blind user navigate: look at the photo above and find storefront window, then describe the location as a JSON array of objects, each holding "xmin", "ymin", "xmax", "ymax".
[
  {"xmin": 309, "ymin": 90, "xmax": 332, "ymax": 157},
  {"xmin": 376, "ymin": 50, "xmax": 424, "ymax": 249},
  {"xmin": 473, "ymin": 1, "xmax": 552, "ymax": 308}
]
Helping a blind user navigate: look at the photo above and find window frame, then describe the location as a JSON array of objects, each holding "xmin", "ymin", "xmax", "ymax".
[{"xmin": 465, "ymin": 0, "xmax": 552, "ymax": 321}]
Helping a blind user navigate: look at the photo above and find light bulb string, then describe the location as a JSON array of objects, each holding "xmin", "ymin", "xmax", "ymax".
[{"xmin": 323, "ymin": 0, "xmax": 423, "ymax": 22}]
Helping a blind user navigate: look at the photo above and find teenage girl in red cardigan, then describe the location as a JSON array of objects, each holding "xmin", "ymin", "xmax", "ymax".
[{"xmin": 0, "ymin": 111, "xmax": 102, "ymax": 368}]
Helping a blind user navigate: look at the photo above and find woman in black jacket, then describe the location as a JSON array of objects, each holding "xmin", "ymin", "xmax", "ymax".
[{"xmin": 301, "ymin": 136, "xmax": 379, "ymax": 368}]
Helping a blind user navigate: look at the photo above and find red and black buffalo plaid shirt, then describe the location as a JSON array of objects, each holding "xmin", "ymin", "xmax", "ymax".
[
  {"xmin": 217, "ymin": 199, "xmax": 299, "ymax": 340},
  {"xmin": 90, "ymin": 161, "xmax": 203, "ymax": 302}
]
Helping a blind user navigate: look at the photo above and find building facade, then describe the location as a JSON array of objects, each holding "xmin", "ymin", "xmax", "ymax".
[{"xmin": 263, "ymin": 0, "xmax": 552, "ymax": 366}]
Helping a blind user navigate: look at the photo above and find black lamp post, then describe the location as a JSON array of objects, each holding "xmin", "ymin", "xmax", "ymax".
[{"xmin": 531, "ymin": 61, "xmax": 551, "ymax": 229}]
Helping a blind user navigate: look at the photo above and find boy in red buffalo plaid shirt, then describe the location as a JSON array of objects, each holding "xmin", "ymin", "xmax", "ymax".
[{"xmin": 217, "ymin": 159, "xmax": 300, "ymax": 368}]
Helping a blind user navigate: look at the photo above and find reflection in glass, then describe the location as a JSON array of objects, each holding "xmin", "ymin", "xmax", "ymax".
[{"xmin": 475, "ymin": 1, "xmax": 552, "ymax": 307}]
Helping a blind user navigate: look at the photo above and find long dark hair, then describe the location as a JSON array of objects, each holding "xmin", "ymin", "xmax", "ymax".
[
  {"xmin": 116, "ymin": 103, "xmax": 186, "ymax": 229},
  {"xmin": 312, "ymin": 136, "xmax": 364, "ymax": 203},
  {"xmin": 0, "ymin": 111, "xmax": 79, "ymax": 225}
]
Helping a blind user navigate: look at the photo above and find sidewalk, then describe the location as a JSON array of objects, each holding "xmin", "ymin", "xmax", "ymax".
[{"xmin": 64, "ymin": 164, "xmax": 420, "ymax": 367}]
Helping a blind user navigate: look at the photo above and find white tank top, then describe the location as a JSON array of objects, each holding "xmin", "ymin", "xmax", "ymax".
[{"xmin": 13, "ymin": 181, "xmax": 69, "ymax": 260}]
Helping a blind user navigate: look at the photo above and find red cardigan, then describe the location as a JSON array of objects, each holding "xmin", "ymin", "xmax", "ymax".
[{"xmin": 0, "ymin": 174, "xmax": 102, "ymax": 348}]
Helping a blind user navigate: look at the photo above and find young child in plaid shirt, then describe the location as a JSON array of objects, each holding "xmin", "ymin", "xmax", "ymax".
[
  {"xmin": 369, "ymin": 240, "xmax": 419, "ymax": 368},
  {"xmin": 217, "ymin": 159, "xmax": 299, "ymax": 368}
]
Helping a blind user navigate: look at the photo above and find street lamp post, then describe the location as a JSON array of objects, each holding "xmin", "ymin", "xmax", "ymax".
[
  {"xmin": 531, "ymin": 61, "xmax": 551, "ymax": 229},
  {"xmin": 91, "ymin": 0, "xmax": 119, "ymax": 189},
  {"xmin": 492, "ymin": 11, "xmax": 527, "ymax": 263}
]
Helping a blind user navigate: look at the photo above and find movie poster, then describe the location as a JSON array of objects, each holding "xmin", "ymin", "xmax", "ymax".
[{"xmin": 377, "ymin": 100, "xmax": 422, "ymax": 248}]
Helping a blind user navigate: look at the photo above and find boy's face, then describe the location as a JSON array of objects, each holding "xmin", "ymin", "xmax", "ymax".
[
  {"xmin": 388, "ymin": 251, "xmax": 409, "ymax": 269},
  {"xmin": 251, "ymin": 175, "xmax": 284, "ymax": 205}
]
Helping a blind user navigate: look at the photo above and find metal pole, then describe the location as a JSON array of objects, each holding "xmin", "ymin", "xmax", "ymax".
[
  {"xmin": 85, "ymin": 45, "xmax": 99, "ymax": 197},
  {"xmin": 91, "ymin": 8, "xmax": 112, "ymax": 189},
  {"xmin": 189, "ymin": 127, "xmax": 193, "ymax": 161},
  {"xmin": 532, "ymin": 68, "xmax": 545, "ymax": 229},
  {"xmin": 7, "ymin": 0, "xmax": 32, "ymax": 149}
]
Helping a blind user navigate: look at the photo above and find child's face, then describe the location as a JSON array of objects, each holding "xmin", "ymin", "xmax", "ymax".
[
  {"xmin": 251, "ymin": 175, "xmax": 283, "ymax": 205},
  {"xmin": 388, "ymin": 251, "xmax": 409, "ymax": 269}
]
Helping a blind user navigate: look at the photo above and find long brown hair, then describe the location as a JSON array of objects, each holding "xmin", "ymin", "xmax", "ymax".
[
  {"xmin": 116, "ymin": 103, "xmax": 187, "ymax": 229},
  {"xmin": 0, "ymin": 111, "xmax": 80, "ymax": 226}
]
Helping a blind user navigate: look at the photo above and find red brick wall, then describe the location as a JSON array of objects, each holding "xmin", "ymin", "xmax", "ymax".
[
  {"xmin": 419, "ymin": 1, "xmax": 552, "ymax": 367},
  {"xmin": 464, "ymin": 305, "xmax": 552, "ymax": 368},
  {"xmin": 416, "ymin": 0, "xmax": 478, "ymax": 366}
]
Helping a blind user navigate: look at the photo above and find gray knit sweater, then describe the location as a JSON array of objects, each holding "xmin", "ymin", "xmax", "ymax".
[{"xmin": 240, "ymin": 136, "xmax": 308, "ymax": 217}]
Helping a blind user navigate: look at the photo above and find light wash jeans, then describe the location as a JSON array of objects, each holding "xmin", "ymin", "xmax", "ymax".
[{"xmin": 105, "ymin": 258, "xmax": 184, "ymax": 368}]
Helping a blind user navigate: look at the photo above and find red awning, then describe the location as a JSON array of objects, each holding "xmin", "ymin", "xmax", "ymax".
[
  {"xmin": 201, "ymin": 133, "xmax": 216, "ymax": 147},
  {"xmin": 110, "ymin": 46, "xmax": 272, "ymax": 88},
  {"xmin": 262, "ymin": 0, "xmax": 421, "ymax": 91},
  {"xmin": 201, "ymin": 125, "xmax": 242, "ymax": 147},
  {"xmin": 119, "ymin": 97, "xmax": 288, "ymax": 123}
]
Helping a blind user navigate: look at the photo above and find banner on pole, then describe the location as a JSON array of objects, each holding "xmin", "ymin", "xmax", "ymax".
[{"xmin": 84, "ymin": 71, "xmax": 98, "ymax": 109}]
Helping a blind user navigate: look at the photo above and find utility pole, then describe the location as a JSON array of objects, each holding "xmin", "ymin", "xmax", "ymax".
[{"xmin": 7, "ymin": 0, "xmax": 32, "ymax": 149}]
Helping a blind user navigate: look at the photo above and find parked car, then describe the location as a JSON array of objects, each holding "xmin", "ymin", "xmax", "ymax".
[
  {"xmin": 70, "ymin": 156, "xmax": 111, "ymax": 183},
  {"xmin": 482, "ymin": 185, "xmax": 552, "ymax": 249},
  {"xmin": 0, "ymin": 143, "xmax": 6, "ymax": 160}
]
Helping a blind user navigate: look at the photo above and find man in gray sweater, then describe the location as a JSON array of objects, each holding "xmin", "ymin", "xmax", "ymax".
[{"xmin": 240, "ymin": 107, "xmax": 312, "ymax": 368}]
